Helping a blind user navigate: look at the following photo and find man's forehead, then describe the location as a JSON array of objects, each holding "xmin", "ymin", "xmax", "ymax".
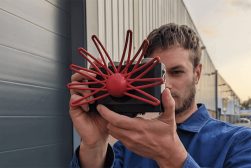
[
  {"xmin": 166, "ymin": 65, "xmax": 185, "ymax": 70},
  {"xmin": 151, "ymin": 47, "xmax": 190, "ymax": 59},
  {"xmin": 150, "ymin": 48, "xmax": 193, "ymax": 67},
  {"xmin": 164, "ymin": 64, "xmax": 188, "ymax": 72}
]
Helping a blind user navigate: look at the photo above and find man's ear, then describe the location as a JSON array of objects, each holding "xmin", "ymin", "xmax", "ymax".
[{"xmin": 194, "ymin": 64, "xmax": 202, "ymax": 84}]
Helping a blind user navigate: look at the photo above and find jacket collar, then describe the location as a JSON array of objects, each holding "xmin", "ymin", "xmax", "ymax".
[{"xmin": 177, "ymin": 104, "xmax": 210, "ymax": 133}]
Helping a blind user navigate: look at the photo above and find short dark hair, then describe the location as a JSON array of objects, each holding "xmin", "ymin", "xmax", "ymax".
[{"xmin": 145, "ymin": 23, "xmax": 202, "ymax": 67}]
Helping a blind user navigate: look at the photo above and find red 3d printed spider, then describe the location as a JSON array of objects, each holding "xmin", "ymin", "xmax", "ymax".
[{"xmin": 68, "ymin": 30, "xmax": 164, "ymax": 110}]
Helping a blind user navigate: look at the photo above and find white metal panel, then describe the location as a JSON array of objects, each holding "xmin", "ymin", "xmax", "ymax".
[
  {"xmin": 133, "ymin": 0, "xmax": 139, "ymax": 48},
  {"xmin": 98, "ymin": 0, "xmax": 105, "ymax": 45},
  {"xmin": 129, "ymin": 0, "xmax": 134, "ymax": 30},
  {"xmin": 123, "ymin": 0, "xmax": 129, "ymax": 32},
  {"xmin": 152, "ymin": 0, "xmax": 156, "ymax": 28},
  {"xmin": 137, "ymin": 0, "xmax": 142, "ymax": 42},
  {"xmin": 157, "ymin": 0, "xmax": 162, "ymax": 27},
  {"xmin": 149, "ymin": 0, "xmax": 153, "ymax": 32},
  {"xmin": 118, "ymin": 0, "xmax": 125, "ymax": 59},
  {"xmin": 142, "ymin": 0, "xmax": 147, "ymax": 38},
  {"xmin": 112, "ymin": 0, "xmax": 119, "ymax": 61},
  {"xmin": 105, "ymin": 0, "xmax": 113, "ymax": 61},
  {"xmin": 86, "ymin": 0, "xmax": 99, "ymax": 58},
  {"xmin": 129, "ymin": 0, "xmax": 134, "ymax": 55}
]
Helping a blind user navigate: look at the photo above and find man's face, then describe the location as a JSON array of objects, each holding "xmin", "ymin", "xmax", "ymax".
[{"xmin": 151, "ymin": 46, "xmax": 201, "ymax": 114}]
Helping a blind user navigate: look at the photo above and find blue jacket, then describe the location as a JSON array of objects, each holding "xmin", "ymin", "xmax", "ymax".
[{"xmin": 70, "ymin": 104, "xmax": 251, "ymax": 167}]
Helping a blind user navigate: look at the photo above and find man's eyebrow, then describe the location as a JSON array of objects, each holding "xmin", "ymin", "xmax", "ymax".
[{"xmin": 167, "ymin": 65, "xmax": 185, "ymax": 70}]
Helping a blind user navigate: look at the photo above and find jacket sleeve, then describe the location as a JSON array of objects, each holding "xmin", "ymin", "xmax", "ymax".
[
  {"xmin": 69, "ymin": 144, "xmax": 115, "ymax": 168},
  {"xmin": 182, "ymin": 154, "xmax": 200, "ymax": 168},
  {"xmin": 112, "ymin": 141, "xmax": 126, "ymax": 168},
  {"xmin": 69, "ymin": 146, "xmax": 81, "ymax": 168}
]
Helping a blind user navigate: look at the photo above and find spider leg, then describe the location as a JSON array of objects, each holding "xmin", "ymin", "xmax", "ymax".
[
  {"xmin": 92, "ymin": 35, "xmax": 117, "ymax": 73},
  {"xmin": 78, "ymin": 48, "xmax": 104, "ymax": 67},
  {"xmin": 70, "ymin": 64, "xmax": 106, "ymax": 85},
  {"xmin": 67, "ymin": 83, "xmax": 107, "ymax": 91},
  {"xmin": 125, "ymin": 56, "xmax": 160, "ymax": 78},
  {"xmin": 70, "ymin": 86, "xmax": 107, "ymax": 106},
  {"xmin": 121, "ymin": 40, "xmax": 149, "ymax": 74},
  {"xmin": 70, "ymin": 64, "xmax": 108, "ymax": 78},
  {"xmin": 124, "ymin": 86, "xmax": 160, "ymax": 106},
  {"xmin": 78, "ymin": 48, "xmax": 110, "ymax": 78},
  {"xmin": 118, "ymin": 30, "xmax": 132, "ymax": 72},
  {"xmin": 128, "ymin": 57, "xmax": 160, "ymax": 80},
  {"xmin": 127, "ymin": 79, "xmax": 164, "ymax": 90}
]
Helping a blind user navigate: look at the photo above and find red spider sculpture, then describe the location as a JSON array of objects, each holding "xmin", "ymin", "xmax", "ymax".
[{"xmin": 68, "ymin": 30, "xmax": 164, "ymax": 108}]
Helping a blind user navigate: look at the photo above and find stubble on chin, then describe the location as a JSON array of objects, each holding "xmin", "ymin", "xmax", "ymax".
[{"xmin": 173, "ymin": 85, "xmax": 196, "ymax": 115}]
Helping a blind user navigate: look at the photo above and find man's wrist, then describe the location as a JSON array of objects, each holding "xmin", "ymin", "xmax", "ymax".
[
  {"xmin": 155, "ymin": 135, "xmax": 187, "ymax": 168},
  {"xmin": 79, "ymin": 140, "xmax": 108, "ymax": 168},
  {"xmin": 80, "ymin": 139, "xmax": 108, "ymax": 150}
]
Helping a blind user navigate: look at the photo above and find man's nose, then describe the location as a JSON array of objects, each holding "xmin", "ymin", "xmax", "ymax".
[{"xmin": 164, "ymin": 74, "xmax": 172, "ymax": 89}]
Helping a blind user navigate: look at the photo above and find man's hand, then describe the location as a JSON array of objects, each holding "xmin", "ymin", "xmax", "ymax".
[
  {"xmin": 70, "ymin": 71, "xmax": 109, "ymax": 147},
  {"xmin": 97, "ymin": 88, "xmax": 187, "ymax": 168},
  {"xmin": 69, "ymin": 71, "xmax": 109, "ymax": 168}
]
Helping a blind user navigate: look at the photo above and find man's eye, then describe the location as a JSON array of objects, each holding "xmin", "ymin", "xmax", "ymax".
[{"xmin": 172, "ymin": 70, "xmax": 184, "ymax": 74}]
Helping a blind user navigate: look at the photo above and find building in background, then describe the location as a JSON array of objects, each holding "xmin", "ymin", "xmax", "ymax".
[
  {"xmin": 218, "ymin": 74, "xmax": 241, "ymax": 123},
  {"xmin": 0, "ymin": 0, "xmax": 240, "ymax": 166}
]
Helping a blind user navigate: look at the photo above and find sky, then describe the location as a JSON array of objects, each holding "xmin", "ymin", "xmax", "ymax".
[{"xmin": 183, "ymin": 0, "xmax": 251, "ymax": 101}]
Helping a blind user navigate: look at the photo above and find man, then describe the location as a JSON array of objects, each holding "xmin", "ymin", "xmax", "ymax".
[{"xmin": 70, "ymin": 23, "xmax": 251, "ymax": 167}]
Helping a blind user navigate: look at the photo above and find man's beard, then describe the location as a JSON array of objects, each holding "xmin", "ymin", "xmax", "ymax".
[{"xmin": 173, "ymin": 80, "xmax": 196, "ymax": 115}]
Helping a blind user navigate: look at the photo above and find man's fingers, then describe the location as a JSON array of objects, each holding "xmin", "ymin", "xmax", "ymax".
[
  {"xmin": 70, "ymin": 94, "xmax": 89, "ymax": 112},
  {"xmin": 71, "ymin": 70, "xmax": 96, "ymax": 82},
  {"xmin": 107, "ymin": 123, "xmax": 134, "ymax": 141},
  {"xmin": 69, "ymin": 81, "xmax": 95, "ymax": 104},
  {"xmin": 69, "ymin": 82, "xmax": 90, "ymax": 95},
  {"xmin": 97, "ymin": 104, "xmax": 136, "ymax": 130},
  {"xmin": 159, "ymin": 88, "xmax": 175, "ymax": 121}
]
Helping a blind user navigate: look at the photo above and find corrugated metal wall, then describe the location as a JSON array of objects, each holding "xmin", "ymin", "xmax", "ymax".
[
  {"xmin": 218, "ymin": 74, "xmax": 240, "ymax": 115},
  {"xmin": 0, "ymin": 0, "xmax": 72, "ymax": 167},
  {"xmin": 197, "ymin": 49, "xmax": 216, "ymax": 111},
  {"xmin": 86, "ymin": 0, "xmax": 216, "ymax": 111},
  {"xmin": 95, "ymin": 0, "xmax": 198, "ymax": 62}
]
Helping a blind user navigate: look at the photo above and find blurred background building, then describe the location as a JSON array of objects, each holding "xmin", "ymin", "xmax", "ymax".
[{"xmin": 0, "ymin": 0, "xmax": 242, "ymax": 166}]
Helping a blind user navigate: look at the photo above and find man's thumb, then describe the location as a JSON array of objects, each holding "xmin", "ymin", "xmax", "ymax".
[{"xmin": 159, "ymin": 88, "xmax": 175, "ymax": 121}]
